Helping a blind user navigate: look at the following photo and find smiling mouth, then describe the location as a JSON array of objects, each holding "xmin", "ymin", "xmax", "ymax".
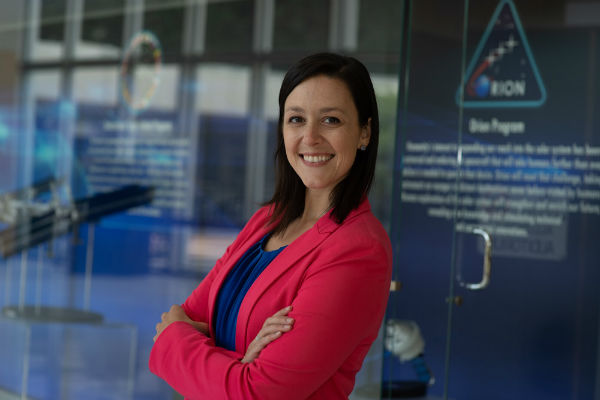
[{"xmin": 301, "ymin": 154, "xmax": 334, "ymax": 163}]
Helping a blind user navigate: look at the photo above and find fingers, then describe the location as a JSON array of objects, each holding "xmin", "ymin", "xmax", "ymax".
[
  {"xmin": 190, "ymin": 321, "xmax": 209, "ymax": 335},
  {"xmin": 154, "ymin": 321, "xmax": 165, "ymax": 342},
  {"xmin": 258, "ymin": 304, "xmax": 294, "ymax": 340},
  {"xmin": 240, "ymin": 306, "xmax": 294, "ymax": 364},
  {"xmin": 261, "ymin": 316, "xmax": 294, "ymax": 330},
  {"xmin": 256, "ymin": 330, "xmax": 284, "ymax": 346},
  {"xmin": 257, "ymin": 321, "xmax": 293, "ymax": 341},
  {"xmin": 262, "ymin": 306, "xmax": 294, "ymax": 329},
  {"xmin": 154, "ymin": 305, "xmax": 202, "ymax": 343},
  {"xmin": 273, "ymin": 305, "xmax": 293, "ymax": 317},
  {"xmin": 252, "ymin": 311, "xmax": 294, "ymax": 348},
  {"xmin": 242, "ymin": 331, "xmax": 283, "ymax": 363}
]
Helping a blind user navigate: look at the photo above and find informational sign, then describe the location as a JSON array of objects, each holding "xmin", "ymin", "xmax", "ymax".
[
  {"xmin": 400, "ymin": 0, "xmax": 600, "ymax": 261},
  {"xmin": 75, "ymin": 108, "xmax": 193, "ymax": 220},
  {"xmin": 400, "ymin": 140, "xmax": 600, "ymax": 260}
]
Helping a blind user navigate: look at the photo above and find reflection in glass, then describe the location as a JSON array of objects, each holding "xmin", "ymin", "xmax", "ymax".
[
  {"xmin": 27, "ymin": 71, "xmax": 62, "ymax": 184},
  {"xmin": 273, "ymin": 0, "xmax": 330, "ymax": 51},
  {"xmin": 39, "ymin": 0, "xmax": 65, "ymax": 41},
  {"xmin": 77, "ymin": 0, "xmax": 124, "ymax": 58},
  {"xmin": 133, "ymin": 64, "xmax": 178, "ymax": 111},
  {"xmin": 33, "ymin": 0, "xmax": 66, "ymax": 60},
  {"xmin": 195, "ymin": 64, "xmax": 251, "ymax": 227},
  {"xmin": 29, "ymin": 70, "xmax": 61, "ymax": 101},
  {"xmin": 144, "ymin": 0, "xmax": 184, "ymax": 57},
  {"xmin": 205, "ymin": 0, "xmax": 254, "ymax": 54},
  {"xmin": 73, "ymin": 67, "xmax": 120, "ymax": 106},
  {"xmin": 120, "ymin": 30, "xmax": 164, "ymax": 113},
  {"xmin": 370, "ymin": 73, "xmax": 398, "ymax": 228},
  {"xmin": 358, "ymin": 0, "xmax": 404, "ymax": 53}
]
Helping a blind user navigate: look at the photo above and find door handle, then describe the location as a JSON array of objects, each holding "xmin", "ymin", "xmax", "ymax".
[{"xmin": 458, "ymin": 228, "xmax": 492, "ymax": 290}]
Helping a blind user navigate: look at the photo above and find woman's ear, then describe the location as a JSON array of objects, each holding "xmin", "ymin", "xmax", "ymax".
[{"xmin": 359, "ymin": 118, "xmax": 372, "ymax": 149}]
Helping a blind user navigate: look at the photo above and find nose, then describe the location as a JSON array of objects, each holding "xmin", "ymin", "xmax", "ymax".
[{"xmin": 302, "ymin": 121, "xmax": 321, "ymax": 146}]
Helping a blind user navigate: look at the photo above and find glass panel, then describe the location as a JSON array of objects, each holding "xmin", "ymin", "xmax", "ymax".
[
  {"xmin": 39, "ymin": 1, "xmax": 65, "ymax": 42},
  {"xmin": 6, "ymin": 0, "xmax": 408, "ymax": 399},
  {"xmin": 386, "ymin": 1, "xmax": 600, "ymax": 400},
  {"xmin": 32, "ymin": 0, "xmax": 66, "ymax": 61},
  {"xmin": 262, "ymin": 66, "xmax": 285, "ymax": 200},
  {"xmin": 0, "ymin": 320, "xmax": 28, "ymax": 396},
  {"xmin": 448, "ymin": 1, "xmax": 600, "ymax": 399},
  {"xmin": 0, "ymin": 106, "xmax": 18, "ymax": 190},
  {"xmin": 73, "ymin": 67, "xmax": 120, "ymax": 106},
  {"xmin": 29, "ymin": 71, "xmax": 61, "ymax": 100},
  {"xmin": 273, "ymin": 0, "xmax": 330, "ymax": 51},
  {"xmin": 72, "ymin": 66, "xmax": 120, "ymax": 198},
  {"xmin": 357, "ymin": 0, "xmax": 404, "ymax": 53},
  {"xmin": 27, "ymin": 71, "xmax": 64, "ymax": 185},
  {"xmin": 370, "ymin": 70, "xmax": 399, "ymax": 228},
  {"xmin": 133, "ymin": 64, "xmax": 179, "ymax": 112},
  {"xmin": 194, "ymin": 63, "xmax": 251, "ymax": 227},
  {"xmin": 384, "ymin": 0, "xmax": 464, "ymax": 398},
  {"xmin": 76, "ymin": 0, "xmax": 125, "ymax": 58},
  {"xmin": 73, "ymin": 64, "xmax": 187, "ymax": 214},
  {"xmin": 205, "ymin": 0, "xmax": 254, "ymax": 54},
  {"xmin": 0, "ymin": 320, "xmax": 136, "ymax": 399},
  {"xmin": 143, "ymin": 0, "xmax": 185, "ymax": 57}
]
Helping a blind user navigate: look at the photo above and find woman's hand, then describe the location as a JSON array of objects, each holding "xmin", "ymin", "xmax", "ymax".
[
  {"xmin": 241, "ymin": 306, "xmax": 294, "ymax": 363},
  {"xmin": 154, "ymin": 304, "xmax": 209, "ymax": 342}
]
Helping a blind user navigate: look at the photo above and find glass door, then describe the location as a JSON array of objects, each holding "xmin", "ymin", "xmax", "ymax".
[
  {"xmin": 448, "ymin": 1, "xmax": 600, "ymax": 399},
  {"xmin": 383, "ymin": 0, "xmax": 467, "ymax": 398},
  {"xmin": 384, "ymin": 1, "xmax": 600, "ymax": 399}
]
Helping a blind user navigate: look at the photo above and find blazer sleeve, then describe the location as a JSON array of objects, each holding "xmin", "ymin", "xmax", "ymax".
[{"xmin": 149, "ymin": 229, "xmax": 392, "ymax": 400}]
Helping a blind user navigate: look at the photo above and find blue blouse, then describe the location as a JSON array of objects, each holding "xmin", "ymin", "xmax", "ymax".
[{"xmin": 213, "ymin": 233, "xmax": 286, "ymax": 351}]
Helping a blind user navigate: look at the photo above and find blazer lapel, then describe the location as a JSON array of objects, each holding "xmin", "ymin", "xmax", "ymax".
[{"xmin": 206, "ymin": 222, "xmax": 270, "ymax": 338}]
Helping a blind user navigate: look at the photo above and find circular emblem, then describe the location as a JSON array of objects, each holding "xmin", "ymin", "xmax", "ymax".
[{"xmin": 120, "ymin": 31, "xmax": 162, "ymax": 112}]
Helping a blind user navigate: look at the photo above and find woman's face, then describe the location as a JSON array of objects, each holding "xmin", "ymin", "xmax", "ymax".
[{"xmin": 282, "ymin": 75, "xmax": 371, "ymax": 197}]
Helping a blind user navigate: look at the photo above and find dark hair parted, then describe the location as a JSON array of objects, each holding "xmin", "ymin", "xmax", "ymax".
[{"xmin": 265, "ymin": 52, "xmax": 380, "ymax": 234}]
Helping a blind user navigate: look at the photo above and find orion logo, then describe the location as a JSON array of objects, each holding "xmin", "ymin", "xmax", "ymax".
[
  {"xmin": 457, "ymin": 0, "xmax": 546, "ymax": 108},
  {"xmin": 469, "ymin": 76, "xmax": 526, "ymax": 99}
]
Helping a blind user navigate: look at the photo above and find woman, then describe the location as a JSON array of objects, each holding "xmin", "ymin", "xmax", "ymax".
[{"xmin": 150, "ymin": 52, "xmax": 392, "ymax": 399}]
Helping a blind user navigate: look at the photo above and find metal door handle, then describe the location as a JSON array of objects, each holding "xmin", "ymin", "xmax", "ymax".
[{"xmin": 459, "ymin": 228, "xmax": 492, "ymax": 290}]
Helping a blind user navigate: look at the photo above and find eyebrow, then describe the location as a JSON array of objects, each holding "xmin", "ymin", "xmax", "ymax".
[
  {"xmin": 284, "ymin": 106, "xmax": 347, "ymax": 115},
  {"xmin": 284, "ymin": 106, "xmax": 305, "ymax": 113}
]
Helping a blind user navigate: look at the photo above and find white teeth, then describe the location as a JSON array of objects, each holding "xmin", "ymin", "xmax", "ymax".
[{"xmin": 303, "ymin": 154, "xmax": 332, "ymax": 163}]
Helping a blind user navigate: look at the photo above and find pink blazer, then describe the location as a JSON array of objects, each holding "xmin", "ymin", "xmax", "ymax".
[{"xmin": 149, "ymin": 199, "xmax": 392, "ymax": 399}]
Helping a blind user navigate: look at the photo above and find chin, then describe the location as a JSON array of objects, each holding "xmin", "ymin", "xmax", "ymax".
[{"xmin": 303, "ymin": 182, "xmax": 335, "ymax": 193}]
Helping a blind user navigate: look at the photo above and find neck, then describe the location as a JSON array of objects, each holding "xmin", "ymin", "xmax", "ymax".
[{"xmin": 302, "ymin": 189, "xmax": 332, "ymax": 222}]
